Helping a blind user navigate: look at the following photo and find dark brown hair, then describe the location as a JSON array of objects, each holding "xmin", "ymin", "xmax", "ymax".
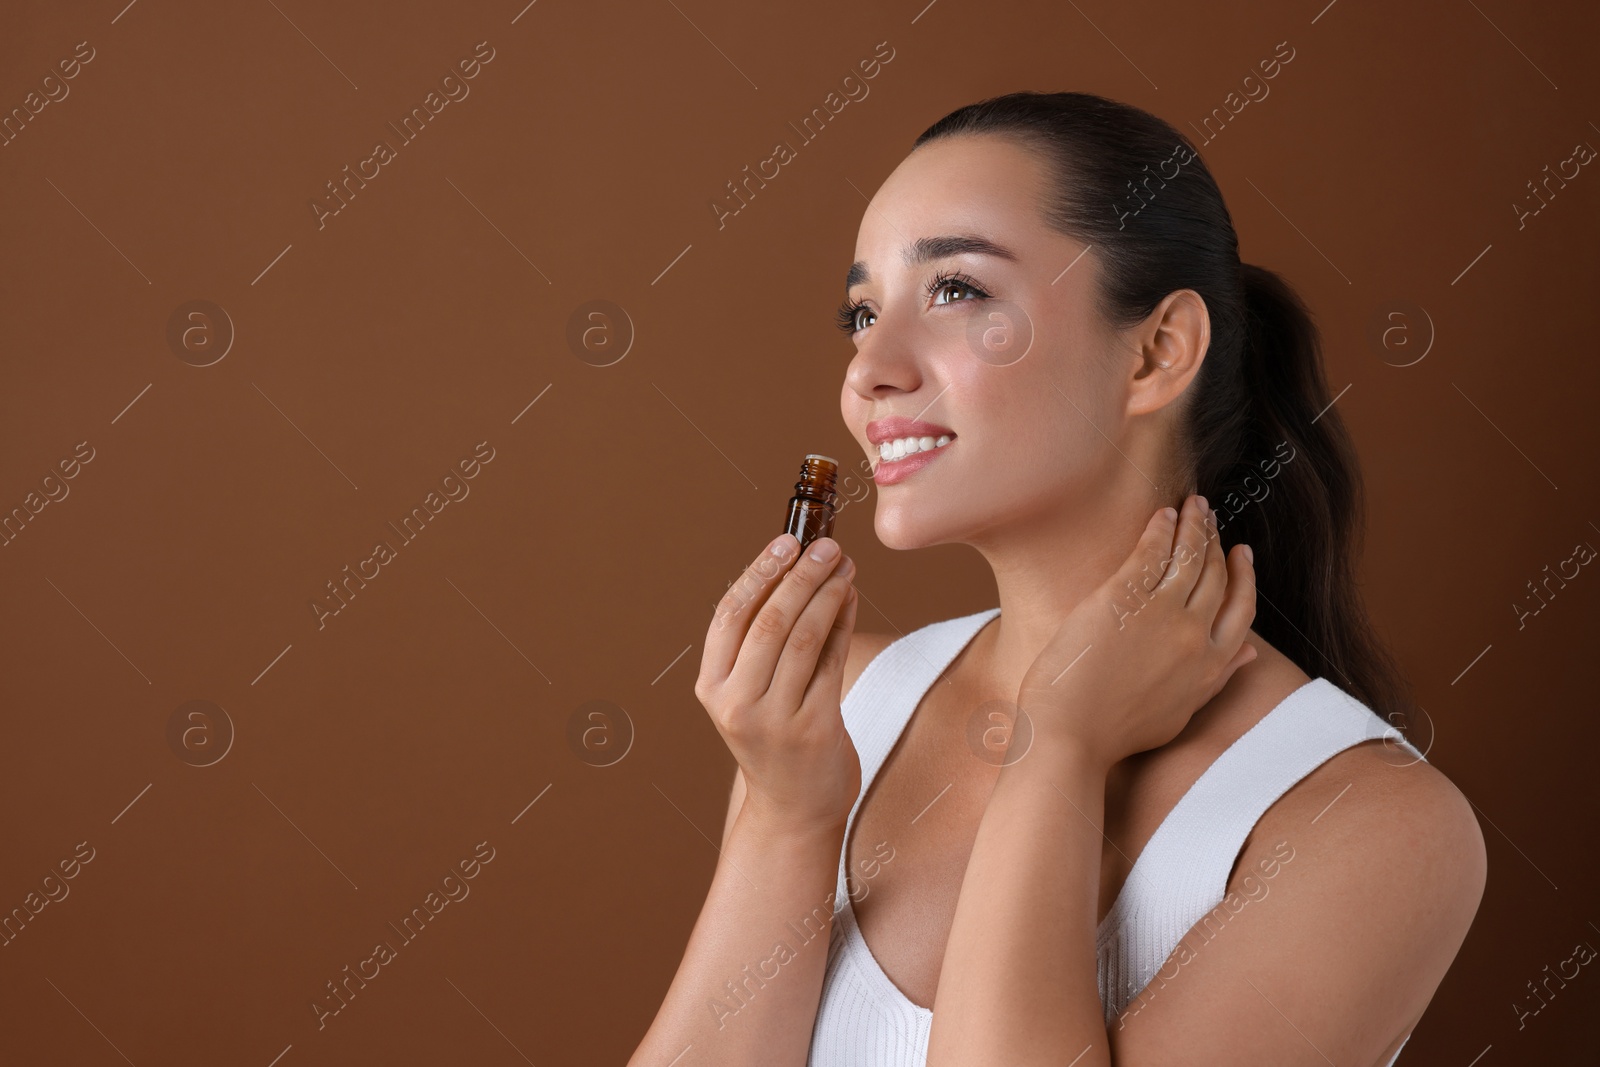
[{"xmin": 914, "ymin": 90, "xmax": 1414, "ymax": 731}]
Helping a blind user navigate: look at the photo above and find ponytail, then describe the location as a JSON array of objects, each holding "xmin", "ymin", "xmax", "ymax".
[
  {"xmin": 1204, "ymin": 264, "xmax": 1413, "ymax": 729},
  {"xmin": 915, "ymin": 91, "xmax": 1415, "ymax": 733}
]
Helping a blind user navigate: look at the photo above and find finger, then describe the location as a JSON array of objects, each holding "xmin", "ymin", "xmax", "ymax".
[
  {"xmin": 1209, "ymin": 543, "xmax": 1258, "ymax": 652},
  {"xmin": 800, "ymin": 576, "xmax": 861, "ymax": 712},
  {"xmin": 1160, "ymin": 494, "xmax": 1210, "ymax": 600},
  {"xmin": 1187, "ymin": 503, "xmax": 1228, "ymax": 612},
  {"xmin": 766, "ymin": 560, "xmax": 857, "ymax": 709},
  {"xmin": 1123, "ymin": 505, "xmax": 1180, "ymax": 605},
  {"xmin": 702, "ymin": 533, "xmax": 802, "ymax": 688},
  {"xmin": 1214, "ymin": 638, "xmax": 1259, "ymax": 695},
  {"xmin": 726, "ymin": 537, "xmax": 847, "ymax": 700}
]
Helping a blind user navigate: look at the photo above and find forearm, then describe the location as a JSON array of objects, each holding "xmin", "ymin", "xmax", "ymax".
[
  {"xmin": 927, "ymin": 741, "xmax": 1112, "ymax": 1066},
  {"xmin": 629, "ymin": 809, "xmax": 845, "ymax": 1067}
]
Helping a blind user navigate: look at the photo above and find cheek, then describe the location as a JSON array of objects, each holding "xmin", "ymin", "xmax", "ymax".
[
  {"xmin": 978, "ymin": 347, "xmax": 1119, "ymax": 481},
  {"xmin": 840, "ymin": 382, "xmax": 869, "ymax": 453}
]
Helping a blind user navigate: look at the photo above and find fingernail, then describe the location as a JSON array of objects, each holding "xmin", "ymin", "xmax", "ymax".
[
  {"xmin": 770, "ymin": 534, "xmax": 796, "ymax": 558},
  {"xmin": 1161, "ymin": 506, "xmax": 1178, "ymax": 521},
  {"xmin": 808, "ymin": 537, "xmax": 840, "ymax": 562},
  {"xmin": 1243, "ymin": 544, "xmax": 1254, "ymax": 565},
  {"xmin": 1195, "ymin": 494, "xmax": 1208, "ymax": 511},
  {"xmin": 838, "ymin": 556, "xmax": 856, "ymax": 579}
]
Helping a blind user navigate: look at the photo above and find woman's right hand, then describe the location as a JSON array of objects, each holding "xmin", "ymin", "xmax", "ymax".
[{"xmin": 696, "ymin": 533, "xmax": 862, "ymax": 836}]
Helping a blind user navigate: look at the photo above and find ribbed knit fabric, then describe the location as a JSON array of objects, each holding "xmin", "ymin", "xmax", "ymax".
[{"xmin": 806, "ymin": 606, "xmax": 1425, "ymax": 1067}]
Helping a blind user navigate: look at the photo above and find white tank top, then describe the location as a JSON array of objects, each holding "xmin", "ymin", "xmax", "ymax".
[{"xmin": 807, "ymin": 607, "xmax": 1424, "ymax": 1066}]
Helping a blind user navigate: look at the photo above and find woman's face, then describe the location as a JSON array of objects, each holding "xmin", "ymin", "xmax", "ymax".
[{"xmin": 839, "ymin": 132, "xmax": 1139, "ymax": 551}]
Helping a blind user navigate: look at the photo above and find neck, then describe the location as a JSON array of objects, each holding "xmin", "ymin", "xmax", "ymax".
[{"xmin": 966, "ymin": 481, "xmax": 1174, "ymax": 695}]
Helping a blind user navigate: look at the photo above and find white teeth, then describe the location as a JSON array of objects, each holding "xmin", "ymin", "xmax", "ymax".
[{"xmin": 879, "ymin": 434, "xmax": 953, "ymax": 462}]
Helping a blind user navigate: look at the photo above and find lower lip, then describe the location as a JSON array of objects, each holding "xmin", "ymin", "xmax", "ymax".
[{"xmin": 872, "ymin": 439, "xmax": 955, "ymax": 485}]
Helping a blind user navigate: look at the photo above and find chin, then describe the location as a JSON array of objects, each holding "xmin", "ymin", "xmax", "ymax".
[{"xmin": 871, "ymin": 502, "xmax": 957, "ymax": 552}]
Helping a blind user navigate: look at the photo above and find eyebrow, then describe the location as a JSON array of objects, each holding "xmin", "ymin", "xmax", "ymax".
[{"xmin": 845, "ymin": 234, "xmax": 1019, "ymax": 290}]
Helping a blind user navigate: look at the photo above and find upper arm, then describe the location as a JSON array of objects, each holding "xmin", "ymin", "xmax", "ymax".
[
  {"xmin": 1108, "ymin": 753, "xmax": 1487, "ymax": 1065},
  {"xmin": 718, "ymin": 630, "xmax": 895, "ymax": 851}
]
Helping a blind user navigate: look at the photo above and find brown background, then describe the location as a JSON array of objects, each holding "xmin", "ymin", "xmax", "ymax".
[{"xmin": 2, "ymin": 0, "xmax": 1597, "ymax": 1063}]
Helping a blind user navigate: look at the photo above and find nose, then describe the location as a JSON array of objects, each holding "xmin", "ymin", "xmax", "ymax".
[{"xmin": 843, "ymin": 311, "xmax": 925, "ymax": 401}]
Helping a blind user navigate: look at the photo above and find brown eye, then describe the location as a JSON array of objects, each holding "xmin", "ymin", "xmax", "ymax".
[
  {"xmin": 934, "ymin": 281, "xmax": 980, "ymax": 304},
  {"xmin": 925, "ymin": 269, "xmax": 991, "ymax": 306},
  {"xmin": 836, "ymin": 299, "xmax": 874, "ymax": 334}
]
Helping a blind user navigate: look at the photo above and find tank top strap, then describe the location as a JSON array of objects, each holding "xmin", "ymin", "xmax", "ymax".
[
  {"xmin": 833, "ymin": 607, "xmax": 1001, "ymax": 909},
  {"xmin": 1098, "ymin": 676, "xmax": 1427, "ymax": 1015}
]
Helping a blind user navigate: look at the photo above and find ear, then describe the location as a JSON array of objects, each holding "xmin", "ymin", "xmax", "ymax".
[{"xmin": 1123, "ymin": 288, "xmax": 1210, "ymax": 418}]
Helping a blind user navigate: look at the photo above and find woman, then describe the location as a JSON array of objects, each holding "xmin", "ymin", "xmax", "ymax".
[{"xmin": 630, "ymin": 91, "xmax": 1485, "ymax": 1066}]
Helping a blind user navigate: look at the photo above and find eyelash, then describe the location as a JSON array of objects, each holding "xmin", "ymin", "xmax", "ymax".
[{"xmin": 834, "ymin": 269, "xmax": 992, "ymax": 335}]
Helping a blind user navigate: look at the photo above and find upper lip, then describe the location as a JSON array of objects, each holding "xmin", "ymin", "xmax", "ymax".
[{"xmin": 866, "ymin": 416, "xmax": 957, "ymax": 446}]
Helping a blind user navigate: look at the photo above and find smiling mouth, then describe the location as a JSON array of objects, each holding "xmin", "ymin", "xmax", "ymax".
[
  {"xmin": 870, "ymin": 434, "xmax": 957, "ymax": 486},
  {"xmin": 876, "ymin": 433, "xmax": 956, "ymax": 464}
]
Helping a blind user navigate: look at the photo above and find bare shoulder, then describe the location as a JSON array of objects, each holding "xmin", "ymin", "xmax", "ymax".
[
  {"xmin": 1113, "ymin": 690, "xmax": 1487, "ymax": 1061},
  {"xmin": 1227, "ymin": 638, "xmax": 1484, "ymax": 910},
  {"xmin": 1228, "ymin": 724, "xmax": 1487, "ymax": 1031},
  {"xmin": 1257, "ymin": 737, "xmax": 1486, "ymax": 894},
  {"xmin": 1237, "ymin": 656, "xmax": 1487, "ymax": 921},
  {"xmin": 1344, "ymin": 741, "xmax": 1480, "ymax": 881}
]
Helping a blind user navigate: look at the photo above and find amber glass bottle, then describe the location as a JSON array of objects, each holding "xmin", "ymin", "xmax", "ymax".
[{"xmin": 782, "ymin": 454, "xmax": 839, "ymax": 550}]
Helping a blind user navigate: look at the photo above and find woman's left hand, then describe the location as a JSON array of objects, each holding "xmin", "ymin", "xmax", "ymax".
[{"xmin": 1014, "ymin": 493, "xmax": 1257, "ymax": 772}]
